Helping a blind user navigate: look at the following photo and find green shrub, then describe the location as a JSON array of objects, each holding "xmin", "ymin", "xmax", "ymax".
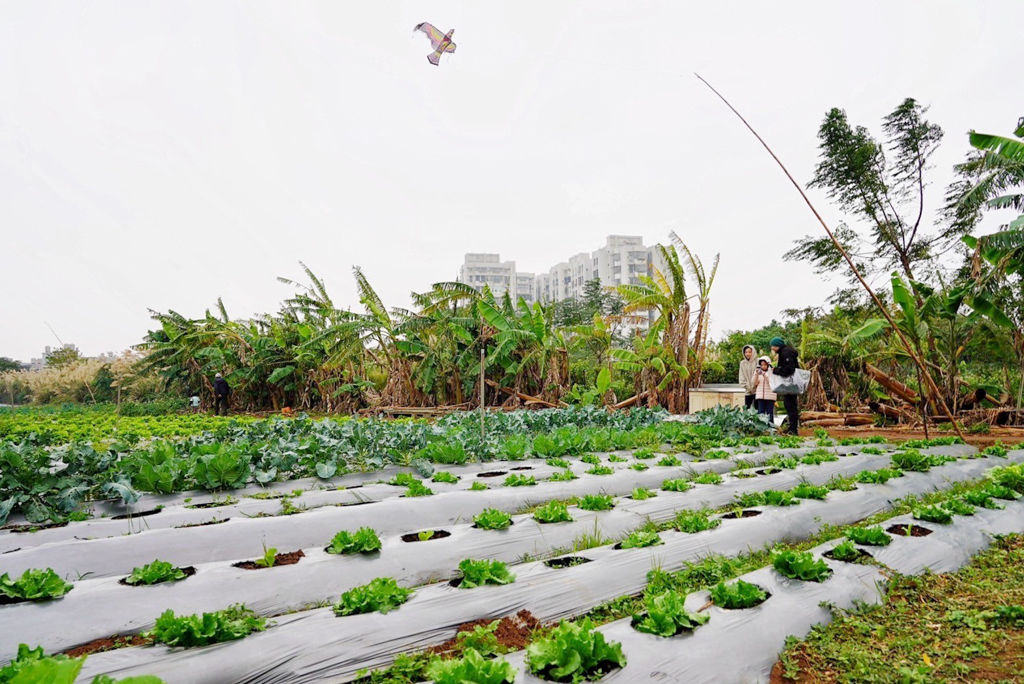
[
  {"xmin": 457, "ymin": 559, "xmax": 516, "ymax": 589},
  {"xmin": 534, "ymin": 501, "xmax": 572, "ymax": 524},
  {"xmin": 772, "ymin": 550, "xmax": 832, "ymax": 582},
  {"xmin": 327, "ymin": 527, "xmax": 382, "ymax": 555},
  {"xmin": 710, "ymin": 580, "xmax": 767, "ymax": 609},
  {"xmin": 631, "ymin": 590, "xmax": 709, "ymax": 637},
  {"xmin": 0, "ymin": 568, "xmax": 72, "ymax": 601},
  {"xmin": 473, "ymin": 508, "xmax": 513, "ymax": 530},
  {"xmin": 334, "ymin": 578, "xmax": 412, "ymax": 616},
  {"xmin": 526, "ymin": 618, "xmax": 626, "ymax": 682},
  {"xmin": 124, "ymin": 560, "xmax": 187, "ymax": 586},
  {"xmin": 578, "ymin": 494, "xmax": 615, "ymax": 511},
  {"xmin": 151, "ymin": 604, "xmax": 266, "ymax": 648}
]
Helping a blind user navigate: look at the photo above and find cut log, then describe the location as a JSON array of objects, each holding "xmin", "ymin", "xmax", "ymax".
[
  {"xmin": 869, "ymin": 401, "xmax": 915, "ymax": 422},
  {"xmin": 611, "ymin": 392, "xmax": 649, "ymax": 410},
  {"xmin": 843, "ymin": 414, "xmax": 875, "ymax": 427},
  {"xmin": 864, "ymin": 364, "xmax": 921, "ymax": 405},
  {"xmin": 802, "ymin": 418, "xmax": 846, "ymax": 427},
  {"xmin": 485, "ymin": 380, "xmax": 566, "ymax": 409}
]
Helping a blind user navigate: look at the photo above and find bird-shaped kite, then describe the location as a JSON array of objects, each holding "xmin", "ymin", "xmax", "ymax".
[{"xmin": 413, "ymin": 22, "xmax": 456, "ymax": 66}]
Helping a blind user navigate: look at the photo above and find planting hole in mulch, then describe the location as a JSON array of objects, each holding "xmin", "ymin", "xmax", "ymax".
[
  {"xmin": 721, "ymin": 509, "xmax": 762, "ymax": 519},
  {"xmin": 3, "ymin": 547, "xmax": 21, "ymax": 554},
  {"xmin": 429, "ymin": 610, "xmax": 544, "ymax": 656},
  {"xmin": 887, "ymin": 523, "xmax": 933, "ymax": 537},
  {"xmin": 510, "ymin": 466, "xmax": 534, "ymax": 471},
  {"xmin": 111, "ymin": 509, "xmax": 162, "ymax": 521},
  {"xmin": 401, "ymin": 530, "xmax": 452, "ymax": 543},
  {"xmin": 544, "ymin": 556, "xmax": 592, "ymax": 569},
  {"xmin": 0, "ymin": 593, "xmax": 66, "ymax": 607},
  {"xmin": 4, "ymin": 521, "xmax": 69, "ymax": 534},
  {"xmin": 824, "ymin": 548, "xmax": 874, "ymax": 563},
  {"xmin": 337, "ymin": 500, "xmax": 376, "ymax": 508},
  {"xmin": 186, "ymin": 500, "xmax": 236, "ymax": 510},
  {"xmin": 233, "ymin": 549, "xmax": 305, "ymax": 570},
  {"xmin": 757, "ymin": 467, "xmax": 781, "ymax": 475},
  {"xmin": 175, "ymin": 518, "xmax": 230, "ymax": 529},
  {"xmin": 732, "ymin": 472, "xmax": 757, "ymax": 479},
  {"xmin": 61, "ymin": 633, "xmax": 153, "ymax": 658},
  {"xmin": 119, "ymin": 566, "xmax": 196, "ymax": 586},
  {"xmin": 477, "ymin": 471, "xmax": 509, "ymax": 478}
]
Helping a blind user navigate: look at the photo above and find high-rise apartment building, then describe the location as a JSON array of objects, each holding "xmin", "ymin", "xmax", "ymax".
[{"xmin": 458, "ymin": 253, "xmax": 535, "ymax": 303}]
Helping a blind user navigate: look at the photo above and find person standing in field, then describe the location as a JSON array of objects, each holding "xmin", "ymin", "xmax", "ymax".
[
  {"xmin": 738, "ymin": 345, "xmax": 758, "ymax": 409},
  {"xmin": 770, "ymin": 337, "xmax": 800, "ymax": 435},
  {"xmin": 213, "ymin": 373, "xmax": 231, "ymax": 416},
  {"xmin": 752, "ymin": 356, "xmax": 776, "ymax": 422}
]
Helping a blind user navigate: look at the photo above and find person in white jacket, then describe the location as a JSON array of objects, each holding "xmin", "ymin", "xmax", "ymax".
[
  {"xmin": 738, "ymin": 345, "xmax": 758, "ymax": 409},
  {"xmin": 753, "ymin": 355, "xmax": 777, "ymax": 421}
]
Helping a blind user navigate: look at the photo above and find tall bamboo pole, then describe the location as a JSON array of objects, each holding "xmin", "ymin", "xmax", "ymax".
[{"xmin": 695, "ymin": 74, "xmax": 967, "ymax": 442}]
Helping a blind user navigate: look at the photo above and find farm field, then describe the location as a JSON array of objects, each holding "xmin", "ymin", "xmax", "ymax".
[{"xmin": 1, "ymin": 408, "xmax": 1023, "ymax": 683}]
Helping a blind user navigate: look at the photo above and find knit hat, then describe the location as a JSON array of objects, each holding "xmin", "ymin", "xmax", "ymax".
[{"xmin": 769, "ymin": 337, "xmax": 785, "ymax": 348}]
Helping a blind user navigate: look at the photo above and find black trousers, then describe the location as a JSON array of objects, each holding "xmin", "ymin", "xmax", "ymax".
[
  {"xmin": 782, "ymin": 394, "xmax": 799, "ymax": 435},
  {"xmin": 755, "ymin": 399, "xmax": 775, "ymax": 422},
  {"xmin": 215, "ymin": 395, "xmax": 229, "ymax": 416},
  {"xmin": 744, "ymin": 394, "xmax": 755, "ymax": 409}
]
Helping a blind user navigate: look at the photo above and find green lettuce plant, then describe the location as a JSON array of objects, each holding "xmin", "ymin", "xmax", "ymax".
[
  {"xmin": 586, "ymin": 465, "xmax": 614, "ymax": 476},
  {"xmin": 709, "ymin": 579, "xmax": 767, "ymax": 609},
  {"xmin": 619, "ymin": 530, "xmax": 663, "ymax": 549},
  {"xmin": 630, "ymin": 487, "xmax": 656, "ymax": 500},
  {"xmin": 913, "ymin": 505, "xmax": 953, "ymax": 524},
  {"xmin": 526, "ymin": 618, "xmax": 626, "ymax": 682},
  {"xmin": 661, "ymin": 478, "xmax": 692, "ymax": 492},
  {"xmin": 791, "ymin": 483, "xmax": 828, "ymax": 500},
  {"xmin": 691, "ymin": 471, "xmax": 722, "ymax": 485},
  {"xmin": 829, "ymin": 540, "xmax": 863, "ymax": 563},
  {"xmin": 334, "ymin": 577, "xmax": 412, "ymax": 616},
  {"xmin": 631, "ymin": 590, "xmax": 709, "ymax": 637},
  {"xmin": 405, "ymin": 480, "xmax": 434, "ymax": 497},
  {"xmin": 772, "ymin": 550, "xmax": 832, "ymax": 582},
  {"xmin": 431, "ymin": 471, "xmax": 459, "ymax": 484},
  {"xmin": 534, "ymin": 501, "xmax": 572, "ymax": 524},
  {"xmin": 673, "ymin": 508, "xmax": 720, "ymax": 533},
  {"xmin": 151, "ymin": 604, "xmax": 266, "ymax": 648},
  {"xmin": 327, "ymin": 527, "xmax": 382, "ymax": 555},
  {"xmin": 124, "ymin": 560, "xmax": 187, "ymax": 586},
  {"xmin": 426, "ymin": 649, "xmax": 515, "ymax": 684},
  {"xmin": 457, "ymin": 559, "xmax": 516, "ymax": 589},
  {"xmin": 846, "ymin": 526, "xmax": 892, "ymax": 546},
  {"xmin": 548, "ymin": 469, "xmax": 579, "ymax": 482},
  {"xmin": 578, "ymin": 494, "xmax": 615, "ymax": 511},
  {"xmin": 503, "ymin": 474, "xmax": 537, "ymax": 487},
  {"xmin": 473, "ymin": 508, "xmax": 513, "ymax": 530},
  {"xmin": 0, "ymin": 568, "xmax": 72, "ymax": 601}
]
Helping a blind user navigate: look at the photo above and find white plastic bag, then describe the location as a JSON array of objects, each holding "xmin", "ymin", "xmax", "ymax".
[{"xmin": 770, "ymin": 368, "xmax": 810, "ymax": 395}]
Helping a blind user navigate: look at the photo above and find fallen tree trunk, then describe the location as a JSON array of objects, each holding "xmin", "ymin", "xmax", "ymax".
[
  {"xmin": 485, "ymin": 380, "xmax": 567, "ymax": 409},
  {"xmin": 843, "ymin": 414, "xmax": 875, "ymax": 426},
  {"xmin": 869, "ymin": 401, "xmax": 915, "ymax": 423},
  {"xmin": 610, "ymin": 392, "xmax": 649, "ymax": 410},
  {"xmin": 801, "ymin": 418, "xmax": 846, "ymax": 427},
  {"xmin": 864, "ymin": 364, "xmax": 921, "ymax": 405}
]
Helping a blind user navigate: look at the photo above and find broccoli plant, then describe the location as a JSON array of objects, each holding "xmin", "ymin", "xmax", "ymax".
[
  {"xmin": 578, "ymin": 494, "xmax": 615, "ymax": 511},
  {"xmin": 709, "ymin": 580, "xmax": 768, "ymax": 609},
  {"xmin": 151, "ymin": 604, "xmax": 266, "ymax": 648},
  {"xmin": 526, "ymin": 618, "xmax": 626, "ymax": 682},
  {"xmin": 473, "ymin": 508, "xmax": 513, "ymax": 530},
  {"xmin": 426, "ymin": 649, "xmax": 516, "ymax": 684},
  {"xmin": 334, "ymin": 577, "xmax": 412, "ymax": 616},
  {"xmin": 327, "ymin": 527, "xmax": 382, "ymax": 555},
  {"xmin": 534, "ymin": 501, "xmax": 573, "ymax": 524},
  {"xmin": 457, "ymin": 559, "xmax": 516, "ymax": 589},
  {"xmin": 772, "ymin": 550, "xmax": 832, "ymax": 582},
  {"xmin": 631, "ymin": 590, "xmax": 709, "ymax": 637},
  {"xmin": 0, "ymin": 568, "xmax": 72, "ymax": 602},
  {"xmin": 124, "ymin": 559, "xmax": 187, "ymax": 586}
]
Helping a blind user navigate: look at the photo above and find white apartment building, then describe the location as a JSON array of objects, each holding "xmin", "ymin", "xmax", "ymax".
[
  {"xmin": 27, "ymin": 344, "xmax": 116, "ymax": 371},
  {"xmin": 458, "ymin": 254, "xmax": 535, "ymax": 303}
]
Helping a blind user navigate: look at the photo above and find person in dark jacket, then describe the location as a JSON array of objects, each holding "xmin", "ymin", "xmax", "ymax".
[
  {"xmin": 213, "ymin": 373, "xmax": 231, "ymax": 416},
  {"xmin": 770, "ymin": 337, "xmax": 800, "ymax": 435}
]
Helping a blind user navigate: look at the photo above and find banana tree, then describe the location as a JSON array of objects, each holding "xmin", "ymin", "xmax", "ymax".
[{"xmin": 611, "ymin": 323, "xmax": 689, "ymax": 409}]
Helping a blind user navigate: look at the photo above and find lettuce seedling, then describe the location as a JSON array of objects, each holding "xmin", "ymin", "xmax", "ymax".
[
  {"xmin": 427, "ymin": 648, "xmax": 515, "ymax": 684},
  {"xmin": 619, "ymin": 530, "xmax": 663, "ymax": 549},
  {"xmin": 791, "ymin": 483, "xmax": 828, "ymax": 500},
  {"xmin": 890, "ymin": 449, "xmax": 944, "ymax": 472},
  {"xmin": 861, "ymin": 446, "xmax": 885, "ymax": 455},
  {"xmin": 578, "ymin": 494, "xmax": 615, "ymax": 511},
  {"xmin": 913, "ymin": 505, "xmax": 953, "ymax": 524},
  {"xmin": 586, "ymin": 465, "xmax": 614, "ymax": 476},
  {"xmin": 657, "ymin": 455, "xmax": 682, "ymax": 467},
  {"xmin": 963, "ymin": 490, "xmax": 1004, "ymax": 509},
  {"xmin": 710, "ymin": 580, "xmax": 767, "ymax": 609},
  {"xmin": 632, "ymin": 590, "xmax": 709, "ymax": 637},
  {"xmin": 661, "ymin": 478, "xmax": 692, "ymax": 493},
  {"xmin": 856, "ymin": 468, "xmax": 903, "ymax": 484},
  {"xmin": 473, "ymin": 509, "xmax": 513, "ymax": 530},
  {"xmin": 526, "ymin": 618, "xmax": 626, "ymax": 682},
  {"xmin": 943, "ymin": 499, "xmax": 976, "ymax": 516},
  {"xmin": 765, "ymin": 455, "xmax": 799, "ymax": 469},
  {"xmin": 800, "ymin": 449, "xmax": 839, "ymax": 465},
  {"xmin": 151, "ymin": 604, "xmax": 266, "ymax": 647},
  {"xmin": 989, "ymin": 464, "xmax": 1024, "ymax": 493},
  {"xmin": 772, "ymin": 550, "xmax": 832, "ymax": 582},
  {"xmin": 631, "ymin": 487, "xmax": 656, "ymax": 500},
  {"xmin": 580, "ymin": 454, "xmax": 601, "ymax": 466},
  {"xmin": 388, "ymin": 472, "xmax": 420, "ymax": 487},
  {"xmin": 829, "ymin": 540, "xmax": 862, "ymax": 563},
  {"xmin": 702, "ymin": 449, "xmax": 730, "ymax": 460},
  {"xmin": 546, "ymin": 457, "xmax": 570, "ymax": 469},
  {"xmin": 608, "ymin": 455, "xmax": 627, "ymax": 463},
  {"xmin": 534, "ymin": 501, "xmax": 572, "ymax": 524},
  {"xmin": 327, "ymin": 527, "xmax": 382, "ymax": 555},
  {"xmin": 254, "ymin": 544, "xmax": 277, "ymax": 569},
  {"xmin": 457, "ymin": 559, "xmax": 516, "ymax": 589},
  {"xmin": 0, "ymin": 644, "xmax": 84, "ymax": 684},
  {"xmin": 124, "ymin": 559, "xmax": 187, "ymax": 586},
  {"xmin": 405, "ymin": 480, "xmax": 434, "ymax": 497},
  {"xmin": 691, "ymin": 471, "xmax": 722, "ymax": 485},
  {"xmin": 630, "ymin": 462, "xmax": 649, "ymax": 472},
  {"xmin": 548, "ymin": 469, "xmax": 579, "ymax": 482},
  {"xmin": 763, "ymin": 490, "xmax": 799, "ymax": 506},
  {"xmin": 456, "ymin": 622, "xmax": 504, "ymax": 656},
  {"xmin": 431, "ymin": 471, "xmax": 459, "ymax": 484},
  {"xmin": 469, "ymin": 481, "xmax": 489, "ymax": 491},
  {"xmin": 673, "ymin": 508, "xmax": 720, "ymax": 534},
  {"xmin": 633, "ymin": 448, "xmax": 655, "ymax": 460},
  {"xmin": 846, "ymin": 526, "xmax": 892, "ymax": 546},
  {"xmin": 734, "ymin": 491, "xmax": 766, "ymax": 507},
  {"xmin": 0, "ymin": 568, "xmax": 73, "ymax": 601},
  {"xmin": 334, "ymin": 577, "xmax": 412, "ymax": 616},
  {"xmin": 503, "ymin": 474, "xmax": 537, "ymax": 487}
]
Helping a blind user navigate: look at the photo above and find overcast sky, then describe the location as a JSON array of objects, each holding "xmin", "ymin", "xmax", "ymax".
[{"xmin": 1, "ymin": 0, "xmax": 1021, "ymax": 362}]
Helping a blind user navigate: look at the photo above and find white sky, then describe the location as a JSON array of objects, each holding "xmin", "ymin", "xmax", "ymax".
[{"xmin": 1, "ymin": 1, "xmax": 1021, "ymax": 362}]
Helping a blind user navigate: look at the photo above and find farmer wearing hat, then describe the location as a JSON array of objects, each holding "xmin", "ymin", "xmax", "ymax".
[
  {"xmin": 770, "ymin": 337, "xmax": 800, "ymax": 435},
  {"xmin": 213, "ymin": 372, "xmax": 231, "ymax": 416},
  {"xmin": 752, "ymin": 355, "xmax": 777, "ymax": 421}
]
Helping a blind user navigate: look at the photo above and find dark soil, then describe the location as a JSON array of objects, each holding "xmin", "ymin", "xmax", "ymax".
[
  {"xmin": 62, "ymin": 633, "xmax": 153, "ymax": 658},
  {"xmin": 111, "ymin": 508, "xmax": 162, "ymax": 520},
  {"xmin": 757, "ymin": 467, "xmax": 782, "ymax": 475},
  {"xmin": 477, "ymin": 471, "xmax": 509, "ymax": 478},
  {"xmin": 886, "ymin": 524, "xmax": 933, "ymax": 537},
  {"xmin": 721, "ymin": 509, "xmax": 763, "ymax": 519},
  {"xmin": 233, "ymin": 549, "xmax": 305, "ymax": 570},
  {"xmin": 0, "ymin": 593, "xmax": 65, "ymax": 606},
  {"xmin": 4, "ymin": 521, "xmax": 69, "ymax": 533},
  {"xmin": 401, "ymin": 530, "xmax": 452, "ymax": 543},
  {"xmin": 119, "ymin": 566, "xmax": 196, "ymax": 586},
  {"xmin": 510, "ymin": 466, "xmax": 534, "ymax": 471},
  {"xmin": 544, "ymin": 556, "xmax": 592, "ymax": 568},
  {"xmin": 429, "ymin": 609, "xmax": 545, "ymax": 656},
  {"xmin": 175, "ymin": 517, "xmax": 230, "ymax": 528},
  {"xmin": 186, "ymin": 500, "xmax": 236, "ymax": 509}
]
